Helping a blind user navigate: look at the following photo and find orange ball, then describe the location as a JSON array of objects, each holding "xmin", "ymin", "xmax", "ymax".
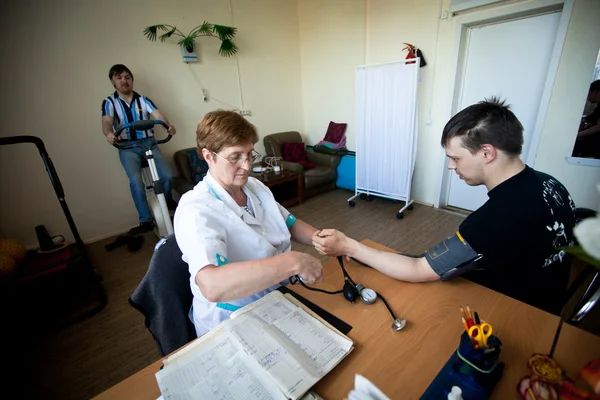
[{"xmin": 0, "ymin": 238, "xmax": 27, "ymax": 264}]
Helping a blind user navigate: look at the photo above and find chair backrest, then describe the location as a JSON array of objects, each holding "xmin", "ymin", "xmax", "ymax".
[
  {"xmin": 129, "ymin": 235, "xmax": 196, "ymax": 356},
  {"xmin": 263, "ymin": 131, "xmax": 302, "ymax": 158}
]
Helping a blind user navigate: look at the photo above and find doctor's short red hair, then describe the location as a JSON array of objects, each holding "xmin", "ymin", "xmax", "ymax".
[{"xmin": 196, "ymin": 110, "xmax": 258, "ymax": 155}]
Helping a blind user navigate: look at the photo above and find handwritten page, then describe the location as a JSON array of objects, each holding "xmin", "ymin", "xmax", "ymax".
[
  {"xmin": 229, "ymin": 291, "xmax": 353, "ymax": 400},
  {"xmin": 155, "ymin": 329, "xmax": 286, "ymax": 400}
]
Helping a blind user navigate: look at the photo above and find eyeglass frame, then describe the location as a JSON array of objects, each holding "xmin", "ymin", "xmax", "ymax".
[{"xmin": 212, "ymin": 149, "xmax": 262, "ymax": 166}]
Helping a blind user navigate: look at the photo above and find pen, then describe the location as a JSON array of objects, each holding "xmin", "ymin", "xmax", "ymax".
[
  {"xmin": 474, "ymin": 311, "xmax": 481, "ymax": 325},
  {"xmin": 462, "ymin": 317, "xmax": 469, "ymax": 333}
]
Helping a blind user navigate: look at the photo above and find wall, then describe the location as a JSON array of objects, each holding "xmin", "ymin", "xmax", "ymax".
[
  {"xmin": 0, "ymin": 0, "xmax": 305, "ymax": 247},
  {"xmin": 298, "ymin": 0, "xmax": 366, "ymax": 148},
  {"xmin": 298, "ymin": 0, "xmax": 445, "ymax": 204}
]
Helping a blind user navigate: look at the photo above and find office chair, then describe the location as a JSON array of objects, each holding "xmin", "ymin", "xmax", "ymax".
[{"xmin": 129, "ymin": 234, "xmax": 196, "ymax": 356}]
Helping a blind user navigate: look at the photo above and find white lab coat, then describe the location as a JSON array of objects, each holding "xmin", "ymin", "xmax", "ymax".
[{"xmin": 174, "ymin": 171, "xmax": 296, "ymax": 337}]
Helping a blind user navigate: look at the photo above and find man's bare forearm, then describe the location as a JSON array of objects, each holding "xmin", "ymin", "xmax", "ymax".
[
  {"xmin": 101, "ymin": 116, "xmax": 114, "ymax": 137},
  {"xmin": 346, "ymin": 240, "xmax": 438, "ymax": 282}
]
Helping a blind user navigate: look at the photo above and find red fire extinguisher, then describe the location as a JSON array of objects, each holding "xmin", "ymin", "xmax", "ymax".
[{"xmin": 402, "ymin": 42, "xmax": 427, "ymax": 67}]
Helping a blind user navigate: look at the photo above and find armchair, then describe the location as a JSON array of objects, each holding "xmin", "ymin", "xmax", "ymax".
[
  {"xmin": 263, "ymin": 131, "xmax": 341, "ymax": 200},
  {"xmin": 172, "ymin": 147, "xmax": 208, "ymax": 197}
]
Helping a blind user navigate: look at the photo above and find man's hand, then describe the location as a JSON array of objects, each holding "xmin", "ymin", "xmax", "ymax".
[
  {"xmin": 290, "ymin": 251, "xmax": 323, "ymax": 284},
  {"xmin": 105, "ymin": 132, "xmax": 117, "ymax": 145},
  {"xmin": 312, "ymin": 229, "xmax": 352, "ymax": 258},
  {"xmin": 167, "ymin": 124, "xmax": 176, "ymax": 135}
]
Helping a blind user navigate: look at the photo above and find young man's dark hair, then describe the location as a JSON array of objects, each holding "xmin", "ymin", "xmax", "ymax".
[
  {"xmin": 440, "ymin": 97, "xmax": 524, "ymax": 156},
  {"xmin": 590, "ymin": 79, "xmax": 600, "ymax": 93},
  {"xmin": 108, "ymin": 64, "xmax": 134, "ymax": 80}
]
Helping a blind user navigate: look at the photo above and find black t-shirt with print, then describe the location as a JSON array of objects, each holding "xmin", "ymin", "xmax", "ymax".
[{"xmin": 459, "ymin": 166, "xmax": 576, "ymax": 315}]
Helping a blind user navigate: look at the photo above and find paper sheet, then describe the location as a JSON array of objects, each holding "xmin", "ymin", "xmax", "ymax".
[
  {"xmin": 229, "ymin": 291, "xmax": 353, "ymax": 400},
  {"xmin": 156, "ymin": 329, "xmax": 286, "ymax": 400},
  {"xmin": 157, "ymin": 291, "xmax": 353, "ymax": 400}
]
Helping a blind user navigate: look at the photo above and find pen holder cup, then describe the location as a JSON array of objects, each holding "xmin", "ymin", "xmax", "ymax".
[
  {"xmin": 451, "ymin": 331, "xmax": 505, "ymax": 398},
  {"xmin": 421, "ymin": 332, "xmax": 504, "ymax": 400}
]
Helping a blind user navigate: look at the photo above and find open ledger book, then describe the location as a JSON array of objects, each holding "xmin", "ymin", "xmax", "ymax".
[{"xmin": 155, "ymin": 290, "xmax": 354, "ymax": 400}]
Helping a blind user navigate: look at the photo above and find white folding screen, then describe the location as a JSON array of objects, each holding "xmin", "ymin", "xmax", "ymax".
[{"xmin": 354, "ymin": 60, "xmax": 419, "ymax": 207}]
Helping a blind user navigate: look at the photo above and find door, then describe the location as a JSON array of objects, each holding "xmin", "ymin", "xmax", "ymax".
[{"xmin": 447, "ymin": 11, "xmax": 562, "ymax": 211}]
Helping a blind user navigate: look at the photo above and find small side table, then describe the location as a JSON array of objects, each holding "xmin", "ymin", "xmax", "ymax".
[{"xmin": 250, "ymin": 170, "xmax": 303, "ymax": 208}]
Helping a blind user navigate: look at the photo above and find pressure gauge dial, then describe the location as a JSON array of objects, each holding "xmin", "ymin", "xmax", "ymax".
[{"xmin": 356, "ymin": 284, "xmax": 377, "ymax": 305}]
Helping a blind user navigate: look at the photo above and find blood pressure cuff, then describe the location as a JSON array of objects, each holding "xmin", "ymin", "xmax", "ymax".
[{"xmin": 424, "ymin": 232, "xmax": 482, "ymax": 281}]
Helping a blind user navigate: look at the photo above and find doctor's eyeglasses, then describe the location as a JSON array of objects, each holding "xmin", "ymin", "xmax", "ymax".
[{"xmin": 213, "ymin": 149, "xmax": 262, "ymax": 166}]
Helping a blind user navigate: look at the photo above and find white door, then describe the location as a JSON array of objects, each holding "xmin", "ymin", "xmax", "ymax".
[{"xmin": 447, "ymin": 11, "xmax": 562, "ymax": 211}]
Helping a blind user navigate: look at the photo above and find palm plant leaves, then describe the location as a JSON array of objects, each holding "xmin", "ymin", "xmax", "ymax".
[
  {"xmin": 143, "ymin": 21, "xmax": 239, "ymax": 57},
  {"xmin": 159, "ymin": 27, "xmax": 177, "ymax": 42},
  {"xmin": 219, "ymin": 39, "xmax": 238, "ymax": 57},
  {"xmin": 212, "ymin": 25, "xmax": 237, "ymax": 40}
]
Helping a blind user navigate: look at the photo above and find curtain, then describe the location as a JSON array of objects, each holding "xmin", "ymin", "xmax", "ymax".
[{"xmin": 355, "ymin": 61, "xmax": 418, "ymax": 200}]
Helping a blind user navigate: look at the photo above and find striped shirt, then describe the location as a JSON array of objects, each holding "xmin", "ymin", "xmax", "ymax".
[{"xmin": 101, "ymin": 91, "xmax": 158, "ymax": 140}]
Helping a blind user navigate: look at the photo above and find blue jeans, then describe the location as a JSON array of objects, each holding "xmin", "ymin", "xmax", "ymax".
[{"xmin": 118, "ymin": 139, "xmax": 174, "ymax": 224}]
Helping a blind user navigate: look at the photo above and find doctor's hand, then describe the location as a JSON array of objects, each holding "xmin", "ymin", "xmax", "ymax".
[
  {"xmin": 312, "ymin": 229, "xmax": 354, "ymax": 258},
  {"xmin": 290, "ymin": 252, "xmax": 323, "ymax": 284}
]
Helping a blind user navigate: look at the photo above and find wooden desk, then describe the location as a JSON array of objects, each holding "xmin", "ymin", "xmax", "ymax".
[{"xmin": 94, "ymin": 239, "xmax": 598, "ymax": 400}]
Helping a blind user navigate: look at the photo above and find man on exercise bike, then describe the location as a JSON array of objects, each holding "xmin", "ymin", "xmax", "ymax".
[{"xmin": 101, "ymin": 64, "xmax": 177, "ymax": 235}]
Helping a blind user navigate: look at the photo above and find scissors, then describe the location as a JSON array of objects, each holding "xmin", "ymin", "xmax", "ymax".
[{"xmin": 468, "ymin": 323, "xmax": 492, "ymax": 347}]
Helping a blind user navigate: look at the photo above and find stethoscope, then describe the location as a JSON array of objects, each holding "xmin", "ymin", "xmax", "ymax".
[{"xmin": 291, "ymin": 256, "xmax": 407, "ymax": 331}]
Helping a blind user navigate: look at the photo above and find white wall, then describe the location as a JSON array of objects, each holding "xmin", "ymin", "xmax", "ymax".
[
  {"xmin": 0, "ymin": 0, "xmax": 305, "ymax": 247},
  {"xmin": 298, "ymin": 0, "xmax": 445, "ymax": 204},
  {"xmin": 298, "ymin": 0, "xmax": 366, "ymax": 148}
]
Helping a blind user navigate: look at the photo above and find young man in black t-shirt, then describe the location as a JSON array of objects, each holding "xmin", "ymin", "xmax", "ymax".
[{"xmin": 312, "ymin": 98, "xmax": 576, "ymax": 315}]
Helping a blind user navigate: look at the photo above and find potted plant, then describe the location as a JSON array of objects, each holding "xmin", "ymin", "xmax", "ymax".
[{"xmin": 143, "ymin": 22, "xmax": 238, "ymax": 57}]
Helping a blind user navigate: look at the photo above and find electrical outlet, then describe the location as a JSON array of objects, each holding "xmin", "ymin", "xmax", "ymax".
[
  {"xmin": 237, "ymin": 109, "xmax": 252, "ymax": 116},
  {"xmin": 202, "ymin": 89, "xmax": 208, "ymax": 102}
]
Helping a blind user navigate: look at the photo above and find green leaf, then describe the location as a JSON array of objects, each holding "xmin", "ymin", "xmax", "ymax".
[
  {"xmin": 219, "ymin": 39, "xmax": 238, "ymax": 57},
  {"xmin": 159, "ymin": 27, "xmax": 176, "ymax": 42},
  {"xmin": 143, "ymin": 25, "xmax": 159, "ymax": 41},
  {"xmin": 212, "ymin": 24, "xmax": 237, "ymax": 40},
  {"xmin": 558, "ymin": 245, "xmax": 600, "ymax": 269}
]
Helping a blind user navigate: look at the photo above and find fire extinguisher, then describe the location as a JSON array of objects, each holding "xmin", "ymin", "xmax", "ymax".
[{"xmin": 402, "ymin": 42, "xmax": 427, "ymax": 67}]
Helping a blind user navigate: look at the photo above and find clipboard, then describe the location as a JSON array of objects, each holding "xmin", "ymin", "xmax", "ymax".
[{"xmin": 277, "ymin": 286, "xmax": 353, "ymax": 335}]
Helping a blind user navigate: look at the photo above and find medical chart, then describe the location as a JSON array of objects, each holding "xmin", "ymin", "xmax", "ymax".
[
  {"xmin": 156, "ymin": 329, "xmax": 285, "ymax": 400},
  {"xmin": 156, "ymin": 291, "xmax": 353, "ymax": 400}
]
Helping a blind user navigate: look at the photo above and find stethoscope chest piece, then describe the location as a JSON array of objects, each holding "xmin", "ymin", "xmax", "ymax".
[{"xmin": 392, "ymin": 318, "xmax": 407, "ymax": 331}]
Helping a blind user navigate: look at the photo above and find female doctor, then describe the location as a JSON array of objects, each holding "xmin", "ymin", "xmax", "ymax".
[{"xmin": 174, "ymin": 110, "xmax": 324, "ymax": 337}]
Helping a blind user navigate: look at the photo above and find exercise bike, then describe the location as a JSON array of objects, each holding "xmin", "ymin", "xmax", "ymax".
[{"xmin": 113, "ymin": 120, "xmax": 174, "ymax": 239}]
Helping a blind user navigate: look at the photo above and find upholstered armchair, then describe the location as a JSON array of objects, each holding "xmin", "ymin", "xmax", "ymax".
[
  {"xmin": 263, "ymin": 131, "xmax": 341, "ymax": 200},
  {"xmin": 172, "ymin": 148, "xmax": 208, "ymax": 197}
]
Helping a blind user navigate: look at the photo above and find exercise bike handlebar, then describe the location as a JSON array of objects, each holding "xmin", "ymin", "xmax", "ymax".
[{"xmin": 112, "ymin": 120, "xmax": 172, "ymax": 149}]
